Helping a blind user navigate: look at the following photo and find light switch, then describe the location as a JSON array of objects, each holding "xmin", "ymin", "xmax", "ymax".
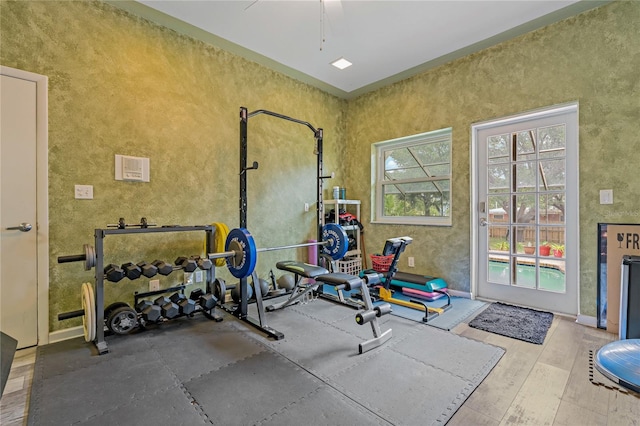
[{"xmin": 600, "ymin": 189, "xmax": 613, "ymax": 205}]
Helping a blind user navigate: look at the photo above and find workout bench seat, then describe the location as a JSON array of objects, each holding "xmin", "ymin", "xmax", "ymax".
[
  {"xmin": 266, "ymin": 261, "xmax": 329, "ymax": 311},
  {"xmin": 275, "ymin": 260, "xmax": 328, "ymax": 278}
]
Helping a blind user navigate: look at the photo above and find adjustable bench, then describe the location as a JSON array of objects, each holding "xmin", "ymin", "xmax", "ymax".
[
  {"xmin": 315, "ymin": 272, "xmax": 393, "ymax": 354},
  {"xmin": 266, "ymin": 261, "xmax": 329, "ymax": 311}
]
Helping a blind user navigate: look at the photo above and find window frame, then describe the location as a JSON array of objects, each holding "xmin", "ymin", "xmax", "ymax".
[{"xmin": 371, "ymin": 128, "xmax": 453, "ymax": 226}]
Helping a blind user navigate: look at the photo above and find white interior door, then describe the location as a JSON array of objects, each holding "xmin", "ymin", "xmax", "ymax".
[
  {"xmin": 472, "ymin": 104, "xmax": 578, "ymax": 315},
  {"xmin": 1, "ymin": 74, "xmax": 39, "ymax": 348}
]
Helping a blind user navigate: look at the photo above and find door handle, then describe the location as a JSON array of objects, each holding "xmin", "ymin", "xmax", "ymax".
[
  {"xmin": 6, "ymin": 222, "xmax": 32, "ymax": 232},
  {"xmin": 479, "ymin": 218, "xmax": 489, "ymax": 227}
]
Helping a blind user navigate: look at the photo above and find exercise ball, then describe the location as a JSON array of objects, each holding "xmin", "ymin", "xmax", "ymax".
[
  {"xmin": 276, "ymin": 274, "xmax": 295, "ymax": 291},
  {"xmin": 230, "ymin": 282, "xmax": 253, "ymax": 303},
  {"xmin": 255, "ymin": 278, "xmax": 270, "ymax": 296}
]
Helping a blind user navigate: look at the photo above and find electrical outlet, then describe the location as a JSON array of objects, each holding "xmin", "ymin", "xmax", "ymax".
[
  {"xmin": 600, "ymin": 189, "xmax": 613, "ymax": 205},
  {"xmin": 304, "ymin": 203, "xmax": 309, "ymax": 212},
  {"xmin": 194, "ymin": 270, "xmax": 204, "ymax": 283},
  {"xmin": 184, "ymin": 272, "xmax": 194, "ymax": 285},
  {"xmin": 74, "ymin": 184, "xmax": 93, "ymax": 199},
  {"xmin": 149, "ymin": 279, "xmax": 160, "ymax": 292},
  {"xmin": 408, "ymin": 257, "xmax": 415, "ymax": 267}
]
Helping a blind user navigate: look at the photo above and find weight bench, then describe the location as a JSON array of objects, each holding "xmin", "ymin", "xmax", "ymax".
[
  {"xmin": 315, "ymin": 272, "xmax": 393, "ymax": 354},
  {"xmin": 266, "ymin": 261, "xmax": 329, "ymax": 311}
]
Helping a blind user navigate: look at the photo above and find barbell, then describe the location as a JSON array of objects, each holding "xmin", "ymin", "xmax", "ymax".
[{"xmin": 209, "ymin": 223, "xmax": 348, "ymax": 279}]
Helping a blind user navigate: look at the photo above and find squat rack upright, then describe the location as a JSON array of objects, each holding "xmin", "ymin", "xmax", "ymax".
[{"xmin": 228, "ymin": 107, "xmax": 330, "ymax": 338}]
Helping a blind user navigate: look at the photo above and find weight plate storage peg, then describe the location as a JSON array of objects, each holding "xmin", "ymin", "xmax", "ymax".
[{"xmin": 57, "ymin": 244, "xmax": 96, "ymax": 271}]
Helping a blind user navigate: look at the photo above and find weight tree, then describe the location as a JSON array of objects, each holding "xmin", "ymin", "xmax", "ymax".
[{"xmin": 230, "ymin": 107, "xmax": 331, "ymax": 336}]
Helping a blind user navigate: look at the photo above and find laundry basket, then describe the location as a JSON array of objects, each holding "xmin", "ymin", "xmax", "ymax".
[
  {"xmin": 336, "ymin": 257, "xmax": 362, "ymax": 276},
  {"xmin": 370, "ymin": 254, "xmax": 394, "ymax": 272}
]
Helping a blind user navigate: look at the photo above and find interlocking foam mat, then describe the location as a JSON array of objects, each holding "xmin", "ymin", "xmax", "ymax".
[{"xmin": 29, "ymin": 300, "xmax": 504, "ymax": 425}]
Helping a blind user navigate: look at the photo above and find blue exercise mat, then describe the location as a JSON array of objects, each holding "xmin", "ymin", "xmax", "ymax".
[
  {"xmin": 595, "ymin": 339, "xmax": 640, "ymax": 393},
  {"xmin": 319, "ymin": 284, "xmax": 486, "ymax": 331}
]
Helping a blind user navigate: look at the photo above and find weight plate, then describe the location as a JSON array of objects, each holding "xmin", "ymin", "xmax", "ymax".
[
  {"xmin": 321, "ymin": 223, "xmax": 349, "ymax": 260},
  {"xmin": 104, "ymin": 301, "xmax": 130, "ymax": 321},
  {"xmin": 212, "ymin": 223, "xmax": 230, "ymax": 267},
  {"xmin": 87, "ymin": 283, "xmax": 96, "ymax": 342},
  {"xmin": 81, "ymin": 282, "xmax": 96, "ymax": 342},
  {"xmin": 214, "ymin": 278, "xmax": 227, "ymax": 304},
  {"xmin": 83, "ymin": 244, "xmax": 96, "ymax": 271},
  {"xmin": 225, "ymin": 228, "xmax": 257, "ymax": 279},
  {"xmin": 106, "ymin": 306, "xmax": 138, "ymax": 335}
]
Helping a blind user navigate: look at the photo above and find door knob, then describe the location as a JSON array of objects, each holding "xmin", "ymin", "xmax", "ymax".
[
  {"xmin": 479, "ymin": 218, "xmax": 489, "ymax": 227},
  {"xmin": 6, "ymin": 222, "xmax": 32, "ymax": 232}
]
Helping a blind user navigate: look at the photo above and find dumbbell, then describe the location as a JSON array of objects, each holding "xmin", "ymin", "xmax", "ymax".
[
  {"xmin": 152, "ymin": 259, "xmax": 173, "ymax": 276},
  {"xmin": 154, "ymin": 296, "xmax": 179, "ymax": 319},
  {"xmin": 189, "ymin": 288, "xmax": 218, "ymax": 311},
  {"xmin": 136, "ymin": 300, "xmax": 161, "ymax": 323},
  {"xmin": 121, "ymin": 262, "xmax": 142, "ymax": 280},
  {"xmin": 197, "ymin": 257, "xmax": 213, "ymax": 270},
  {"xmin": 137, "ymin": 261, "xmax": 158, "ymax": 278},
  {"xmin": 104, "ymin": 264, "xmax": 126, "ymax": 283},
  {"xmin": 200, "ymin": 293, "xmax": 217, "ymax": 310},
  {"xmin": 186, "ymin": 255, "xmax": 213, "ymax": 271},
  {"xmin": 175, "ymin": 256, "xmax": 198, "ymax": 273},
  {"xmin": 170, "ymin": 292, "xmax": 196, "ymax": 315}
]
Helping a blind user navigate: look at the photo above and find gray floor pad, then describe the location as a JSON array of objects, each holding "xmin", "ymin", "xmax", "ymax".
[{"xmin": 29, "ymin": 301, "xmax": 504, "ymax": 425}]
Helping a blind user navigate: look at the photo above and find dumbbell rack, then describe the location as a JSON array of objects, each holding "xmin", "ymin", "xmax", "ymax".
[{"xmin": 92, "ymin": 225, "xmax": 214, "ymax": 355}]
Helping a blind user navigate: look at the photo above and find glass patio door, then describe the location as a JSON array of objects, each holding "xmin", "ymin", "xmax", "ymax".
[{"xmin": 473, "ymin": 104, "xmax": 578, "ymax": 315}]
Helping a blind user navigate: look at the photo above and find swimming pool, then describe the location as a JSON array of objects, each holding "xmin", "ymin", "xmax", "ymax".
[{"xmin": 488, "ymin": 260, "xmax": 565, "ymax": 292}]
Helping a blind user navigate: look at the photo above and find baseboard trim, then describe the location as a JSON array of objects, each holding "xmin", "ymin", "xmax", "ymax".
[
  {"xmin": 576, "ymin": 314, "xmax": 598, "ymax": 328},
  {"xmin": 49, "ymin": 326, "xmax": 84, "ymax": 344},
  {"xmin": 448, "ymin": 289, "xmax": 471, "ymax": 299}
]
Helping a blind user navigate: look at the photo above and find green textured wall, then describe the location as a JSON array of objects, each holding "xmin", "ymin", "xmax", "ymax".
[
  {"xmin": 346, "ymin": 1, "xmax": 639, "ymax": 317},
  {"xmin": 0, "ymin": 0, "xmax": 346, "ymax": 331}
]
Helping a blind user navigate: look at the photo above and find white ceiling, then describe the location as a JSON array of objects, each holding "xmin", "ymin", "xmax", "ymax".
[{"xmin": 128, "ymin": 0, "xmax": 605, "ymax": 99}]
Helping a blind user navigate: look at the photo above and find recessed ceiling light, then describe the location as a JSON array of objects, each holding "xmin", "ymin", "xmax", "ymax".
[{"xmin": 331, "ymin": 57, "xmax": 352, "ymax": 70}]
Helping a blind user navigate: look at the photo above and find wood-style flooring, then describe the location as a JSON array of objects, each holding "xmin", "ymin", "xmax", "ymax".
[
  {"xmin": 1, "ymin": 316, "xmax": 638, "ymax": 425},
  {"xmin": 0, "ymin": 347, "xmax": 35, "ymax": 426}
]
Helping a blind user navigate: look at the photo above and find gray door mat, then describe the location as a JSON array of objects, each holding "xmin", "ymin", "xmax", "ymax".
[
  {"xmin": 29, "ymin": 302, "xmax": 504, "ymax": 425},
  {"xmin": 468, "ymin": 302, "xmax": 553, "ymax": 344}
]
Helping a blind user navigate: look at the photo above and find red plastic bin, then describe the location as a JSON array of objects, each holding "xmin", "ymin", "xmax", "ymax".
[{"xmin": 370, "ymin": 254, "xmax": 394, "ymax": 272}]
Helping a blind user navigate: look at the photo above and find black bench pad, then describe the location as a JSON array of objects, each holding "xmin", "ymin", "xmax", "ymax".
[
  {"xmin": 276, "ymin": 261, "xmax": 329, "ymax": 278},
  {"xmin": 315, "ymin": 272, "xmax": 362, "ymax": 288}
]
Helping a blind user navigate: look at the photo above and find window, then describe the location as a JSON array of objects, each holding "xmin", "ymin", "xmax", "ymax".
[{"xmin": 372, "ymin": 128, "xmax": 452, "ymax": 226}]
